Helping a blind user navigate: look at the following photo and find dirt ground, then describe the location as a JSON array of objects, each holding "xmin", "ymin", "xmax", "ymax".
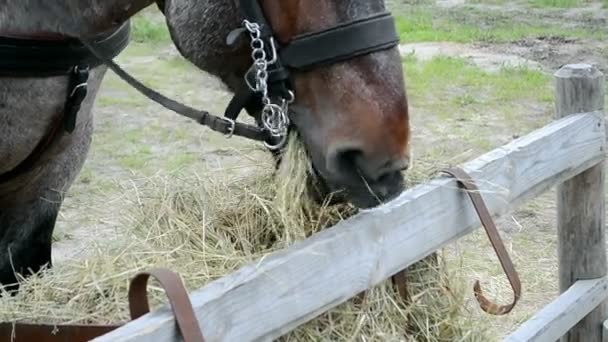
[{"xmin": 50, "ymin": 1, "xmax": 608, "ymax": 340}]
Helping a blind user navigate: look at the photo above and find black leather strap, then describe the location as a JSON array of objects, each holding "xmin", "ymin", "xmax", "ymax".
[
  {"xmin": 0, "ymin": 65, "xmax": 93, "ymax": 184},
  {"xmin": 63, "ymin": 65, "xmax": 90, "ymax": 133},
  {"xmin": 82, "ymin": 39, "xmax": 269, "ymax": 142},
  {"xmin": 224, "ymin": 83, "xmax": 258, "ymax": 121},
  {"xmin": 280, "ymin": 12, "xmax": 400, "ymax": 70},
  {"xmin": 74, "ymin": 2, "xmax": 400, "ymax": 147},
  {"xmin": 0, "ymin": 23, "xmax": 130, "ymax": 77}
]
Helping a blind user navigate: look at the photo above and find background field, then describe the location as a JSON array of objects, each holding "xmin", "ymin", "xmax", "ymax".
[{"xmin": 52, "ymin": 1, "xmax": 608, "ymax": 339}]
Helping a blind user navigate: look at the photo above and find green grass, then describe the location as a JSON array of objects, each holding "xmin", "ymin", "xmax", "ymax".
[
  {"xmin": 118, "ymin": 145, "xmax": 153, "ymax": 170},
  {"xmin": 403, "ymin": 55, "xmax": 552, "ymax": 104},
  {"xmin": 402, "ymin": 55, "xmax": 552, "ymax": 140},
  {"xmin": 163, "ymin": 152, "xmax": 198, "ymax": 171},
  {"xmin": 529, "ymin": 0, "xmax": 581, "ymax": 7},
  {"xmin": 394, "ymin": 7, "xmax": 604, "ymax": 43},
  {"xmin": 97, "ymin": 94, "xmax": 147, "ymax": 108},
  {"xmin": 130, "ymin": 14, "xmax": 170, "ymax": 44}
]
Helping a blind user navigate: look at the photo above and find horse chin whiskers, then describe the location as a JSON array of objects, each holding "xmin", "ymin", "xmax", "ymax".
[{"xmin": 356, "ymin": 167, "xmax": 383, "ymax": 206}]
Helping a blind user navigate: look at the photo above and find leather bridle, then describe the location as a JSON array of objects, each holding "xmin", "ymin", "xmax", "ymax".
[{"xmin": 83, "ymin": 0, "xmax": 401, "ymax": 151}]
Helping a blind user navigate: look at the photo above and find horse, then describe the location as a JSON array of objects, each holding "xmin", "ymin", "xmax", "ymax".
[{"xmin": 0, "ymin": 0, "xmax": 411, "ymax": 290}]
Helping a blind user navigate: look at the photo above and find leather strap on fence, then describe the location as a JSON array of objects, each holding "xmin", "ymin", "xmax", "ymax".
[
  {"xmin": 442, "ymin": 166, "xmax": 522, "ymax": 315},
  {"xmin": 0, "ymin": 268, "xmax": 204, "ymax": 342}
]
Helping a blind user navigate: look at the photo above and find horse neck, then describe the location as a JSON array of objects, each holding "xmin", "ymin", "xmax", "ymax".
[{"xmin": 0, "ymin": 0, "xmax": 154, "ymax": 38}]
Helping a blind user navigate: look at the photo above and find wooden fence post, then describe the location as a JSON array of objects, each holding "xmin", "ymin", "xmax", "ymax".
[{"xmin": 555, "ymin": 63, "xmax": 607, "ymax": 342}]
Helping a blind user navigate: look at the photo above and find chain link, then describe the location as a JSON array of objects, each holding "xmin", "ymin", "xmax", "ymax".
[{"xmin": 243, "ymin": 20, "xmax": 292, "ymax": 147}]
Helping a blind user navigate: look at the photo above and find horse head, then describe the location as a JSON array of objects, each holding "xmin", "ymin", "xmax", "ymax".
[{"xmin": 165, "ymin": 0, "xmax": 411, "ymax": 208}]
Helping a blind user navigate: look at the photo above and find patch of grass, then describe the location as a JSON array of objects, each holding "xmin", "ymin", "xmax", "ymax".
[
  {"xmin": 403, "ymin": 55, "xmax": 552, "ymax": 154},
  {"xmin": 403, "ymin": 56, "xmax": 552, "ymax": 105},
  {"xmin": 394, "ymin": 7, "xmax": 603, "ymax": 43},
  {"xmin": 130, "ymin": 14, "xmax": 170, "ymax": 44},
  {"xmin": 492, "ymin": 66, "xmax": 553, "ymax": 103},
  {"xmin": 528, "ymin": 0, "xmax": 580, "ymax": 7},
  {"xmin": 163, "ymin": 152, "xmax": 198, "ymax": 171},
  {"xmin": 465, "ymin": 0, "xmax": 509, "ymax": 4},
  {"xmin": 96, "ymin": 95, "xmax": 147, "ymax": 108},
  {"xmin": 117, "ymin": 146, "xmax": 153, "ymax": 171}
]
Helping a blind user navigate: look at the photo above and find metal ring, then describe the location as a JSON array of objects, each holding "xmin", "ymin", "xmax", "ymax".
[
  {"xmin": 285, "ymin": 90, "xmax": 295, "ymax": 104},
  {"xmin": 264, "ymin": 132, "xmax": 289, "ymax": 151},
  {"xmin": 252, "ymin": 49, "xmax": 266, "ymax": 61},
  {"xmin": 251, "ymin": 39, "xmax": 264, "ymax": 50}
]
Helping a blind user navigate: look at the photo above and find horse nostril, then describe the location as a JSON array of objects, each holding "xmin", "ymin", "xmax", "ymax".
[{"xmin": 328, "ymin": 148, "xmax": 364, "ymax": 181}]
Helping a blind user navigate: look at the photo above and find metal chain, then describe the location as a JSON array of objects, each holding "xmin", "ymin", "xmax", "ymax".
[{"xmin": 243, "ymin": 20, "xmax": 293, "ymax": 149}]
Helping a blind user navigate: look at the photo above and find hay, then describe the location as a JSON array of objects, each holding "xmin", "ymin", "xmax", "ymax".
[{"xmin": 0, "ymin": 134, "xmax": 489, "ymax": 341}]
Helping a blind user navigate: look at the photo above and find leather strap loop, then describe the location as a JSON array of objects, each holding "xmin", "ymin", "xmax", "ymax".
[
  {"xmin": 442, "ymin": 167, "xmax": 522, "ymax": 315},
  {"xmin": 128, "ymin": 268, "xmax": 205, "ymax": 342}
]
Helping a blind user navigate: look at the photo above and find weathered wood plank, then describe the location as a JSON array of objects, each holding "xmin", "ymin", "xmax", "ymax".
[
  {"xmin": 504, "ymin": 277, "xmax": 608, "ymax": 342},
  {"xmin": 555, "ymin": 64, "xmax": 607, "ymax": 342},
  {"xmin": 94, "ymin": 111, "xmax": 606, "ymax": 342}
]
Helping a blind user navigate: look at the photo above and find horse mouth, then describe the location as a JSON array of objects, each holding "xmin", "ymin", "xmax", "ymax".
[{"xmin": 307, "ymin": 167, "xmax": 406, "ymax": 209}]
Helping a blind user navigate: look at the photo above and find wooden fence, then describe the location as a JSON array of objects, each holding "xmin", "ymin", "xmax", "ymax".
[{"xmin": 94, "ymin": 64, "xmax": 608, "ymax": 342}]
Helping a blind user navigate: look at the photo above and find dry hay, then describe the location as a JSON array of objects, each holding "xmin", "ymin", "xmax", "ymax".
[{"xmin": 0, "ymin": 134, "xmax": 490, "ymax": 341}]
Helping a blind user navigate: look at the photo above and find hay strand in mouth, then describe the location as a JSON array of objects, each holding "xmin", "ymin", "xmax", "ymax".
[{"xmin": 0, "ymin": 134, "xmax": 489, "ymax": 341}]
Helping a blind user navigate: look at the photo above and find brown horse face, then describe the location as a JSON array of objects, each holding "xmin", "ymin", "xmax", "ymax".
[{"xmin": 261, "ymin": 0, "xmax": 410, "ymax": 208}]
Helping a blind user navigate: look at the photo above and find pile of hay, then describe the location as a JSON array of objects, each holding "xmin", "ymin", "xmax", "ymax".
[{"xmin": 0, "ymin": 134, "xmax": 489, "ymax": 341}]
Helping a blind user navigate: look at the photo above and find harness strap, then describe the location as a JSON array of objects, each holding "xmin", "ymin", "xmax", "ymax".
[
  {"xmin": 0, "ymin": 24, "xmax": 130, "ymax": 184},
  {"xmin": 80, "ymin": 41, "xmax": 269, "ymax": 142},
  {"xmin": 0, "ymin": 268, "xmax": 204, "ymax": 342},
  {"xmin": 0, "ymin": 23, "xmax": 130, "ymax": 77},
  {"xmin": 0, "ymin": 66, "xmax": 89, "ymax": 184},
  {"xmin": 442, "ymin": 167, "xmax": 522, "ymax": 315},
  {"xmin": 281, "ymin": 12, "xmax": 400, "ymax": 70}
]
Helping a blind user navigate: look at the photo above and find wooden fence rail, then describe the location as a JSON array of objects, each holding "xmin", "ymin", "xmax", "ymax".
[{"xmin": 95, "ymin": 64, "xmax": 607, "ymax": 342}]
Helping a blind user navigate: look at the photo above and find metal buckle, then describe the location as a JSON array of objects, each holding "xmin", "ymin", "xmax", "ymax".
[
  {"xmin": 69, "ymin": 65, "xmax": 89, "ymax": 98},
  {"xmin": 69, "ymin": 83, "xmax": 88, "ymax": 98},
  {"xmin": 223, "ymin": 118, "xmax": 236, "ymax": 138}
]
